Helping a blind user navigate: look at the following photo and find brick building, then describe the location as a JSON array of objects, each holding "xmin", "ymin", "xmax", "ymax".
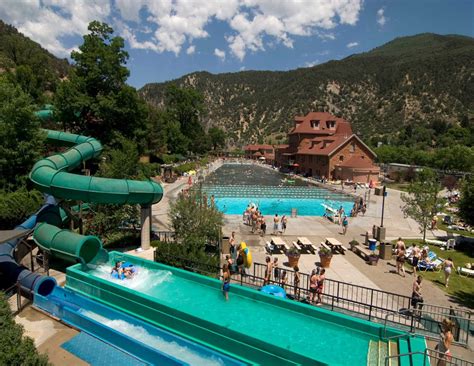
[
  {"xmin": 275, "ymin": 112, "xmax": 379, "ymax": 183},
  {"xmin": 243, "ymin": 144, "xmax": 275, "ymax": 164}
]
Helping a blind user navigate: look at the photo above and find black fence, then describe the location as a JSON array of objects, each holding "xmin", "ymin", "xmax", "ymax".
[
  {"xmin": 152, "ymin": 250, "xmax": 472, "ymax": 346},
  {"xmin": 252, "ymin": 262, "xmax": 472, "ymax": 346}
]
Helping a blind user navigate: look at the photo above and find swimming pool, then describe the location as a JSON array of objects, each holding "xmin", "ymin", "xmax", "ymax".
[
  {"xmin": 66, "ymin": 252, "xmax": 426, "ymax": 365},
  {"xmin": 201, "ymin": 165, "xmax": 356, "ymax": 216}
]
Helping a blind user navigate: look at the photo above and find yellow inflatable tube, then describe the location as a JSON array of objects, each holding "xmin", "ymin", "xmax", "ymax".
[{"xmin": 239, "ymin": 242, "xmax": 252, "ymax": 268}]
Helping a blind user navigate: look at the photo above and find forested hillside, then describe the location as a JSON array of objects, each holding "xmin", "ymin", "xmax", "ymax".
[
  {"xmin": 0, "ymin": 20, "xmax": 70, "ymax": 102},
  {"xmin": 140, "ymin": 33, "xmax": 474, "ymax": 147}
]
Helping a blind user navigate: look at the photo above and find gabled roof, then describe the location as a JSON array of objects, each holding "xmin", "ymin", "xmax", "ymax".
[
  {"xmin": 244, "ymin": 144, "xmax": 274, "ymax": 151},
  {"xmin": 289, "ymin": 112, "xmax": 353, "ymax": 136},
  {"xmin": 294, "ymin": 134, "xmax": 377, "ymax": 158}
]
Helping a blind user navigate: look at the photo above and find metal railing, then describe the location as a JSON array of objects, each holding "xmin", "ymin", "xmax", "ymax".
[
  {"xmin": 252, "ymin": 262, "xmax": 472, "ymax": 346},
  {"xmin": 151, "ymin": 231, "xmax": 176, "ymax": 243},
  {"xmin": 153, "ymin": 251, "xmax": 220, "ymax": 277},
  {"xmin": 152, "ymin": 251, "xmax": 472, "ymax": 346},
  {"xmin": 385, "ymin": 348, "xmax": 474, "ymax": 366}
]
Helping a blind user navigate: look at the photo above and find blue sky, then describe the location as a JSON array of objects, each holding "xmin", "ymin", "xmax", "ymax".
[{"xmin": 0, "ymin": 0, "xmax": 472, "ymax": 88}]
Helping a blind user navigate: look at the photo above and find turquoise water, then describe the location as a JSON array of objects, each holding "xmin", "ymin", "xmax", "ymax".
[
  {"xmin": 202, "ymin": 164, "xmax": 357, "ymax": 216},
  {"xmin": 89, "ymin": 264, "xmax": 371, "ymax": 365},
  {"xmin": 213, "ymin": 196, "xmax": 354, "ymax": 216}
]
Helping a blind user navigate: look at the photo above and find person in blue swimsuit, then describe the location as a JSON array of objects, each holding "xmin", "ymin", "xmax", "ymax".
[{"xmin": 222, "ymin": 263, "xmax": 231, "ymax": 300}]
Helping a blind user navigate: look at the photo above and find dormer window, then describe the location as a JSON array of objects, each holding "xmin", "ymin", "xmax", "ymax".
[
  {"xmin": 326, "ymin": 120, "xmax": 336, "ymax": 129},
  {"xmin": 310, "ymin": 120, "xmax": 320, "ymax": 129}
]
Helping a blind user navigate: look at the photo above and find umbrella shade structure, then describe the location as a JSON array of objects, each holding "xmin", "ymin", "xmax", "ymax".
[
  {"xmin": 258, "ymin": 156, "xmax": 266, "ymax": 160},
  {"xmin": 292, "ymin": 163, "xmax": 299, "ymax": 167}
]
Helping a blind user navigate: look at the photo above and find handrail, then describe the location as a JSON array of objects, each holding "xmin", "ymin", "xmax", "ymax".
[{"xmin": 385, "ymin": 348, "xmax": 474, "ymax": 366}]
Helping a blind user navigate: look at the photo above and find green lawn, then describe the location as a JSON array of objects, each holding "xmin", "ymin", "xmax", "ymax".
[
  {"xmin": 436, "ymin": 218, "xmax": 474, "ymax": 238},
  {"xmin": 384, "ymin": 182, "xmax": 411, "ymax": 192},
  {"xmin": 397, "ymin": 239, "xmax": 474, "ymax": 308}
]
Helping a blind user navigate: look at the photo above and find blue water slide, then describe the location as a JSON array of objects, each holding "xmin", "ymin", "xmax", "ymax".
[
  {"xmin": 34, "ymin": 286, "xmax": 246, "ymax": 366},
  {"xmin": 0, "ymin": 202, "xmax": 57, "ymax": 297}
]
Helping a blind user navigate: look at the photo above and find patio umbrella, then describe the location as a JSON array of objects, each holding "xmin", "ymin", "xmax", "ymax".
[
  {"xmin": 293, "ymin": 163, "xmax": 299, "ymax": 167},
  {"xmin": 258, "ymin": 156, "xmax": 266, "ymax": 160}
]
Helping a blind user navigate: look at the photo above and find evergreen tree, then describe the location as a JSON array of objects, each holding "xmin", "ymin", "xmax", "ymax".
[
  {"xmin": 0, "ymin": 76, "xmax": 45, "ymax": 190},
  {"xmin": 54, "ymin": 21, "xmax": 146, "ymax": 145}
]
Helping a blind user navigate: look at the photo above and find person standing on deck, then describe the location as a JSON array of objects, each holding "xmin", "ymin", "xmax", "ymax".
[
  {"xmin": 281, "ymin": 215, "xmax": 288, "ymax": 233},
  {"xmin": 273, "ymin": 214, "xmax": 280, "ymax": 235}
]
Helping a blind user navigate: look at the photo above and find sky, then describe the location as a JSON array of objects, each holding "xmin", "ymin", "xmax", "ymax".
[{"xmin": 0, "ymin": 0, "xmax": 472, "ymax": 88}]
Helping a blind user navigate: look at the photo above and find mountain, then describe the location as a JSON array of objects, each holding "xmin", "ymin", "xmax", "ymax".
[
  {"xmin": 0, "ymin": 20, "xmax": 70, "ymax": 98},
  {"xmin": 139, "ymin": 33, "xmax": 474, "ymax": 147}
]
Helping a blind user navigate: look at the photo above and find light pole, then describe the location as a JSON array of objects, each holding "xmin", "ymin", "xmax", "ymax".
[{"xmin": 380, "ymin": 185, "xmax": 387, "ymax": 227}]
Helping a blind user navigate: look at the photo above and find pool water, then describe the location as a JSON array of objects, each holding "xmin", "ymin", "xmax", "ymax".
[
  {"xmin": 202, "ymin": 164, "xmax": 356, "ymax": 216},
  {"xmin": 89, "ymin": 263, "xmax": 371, "ymax": 365},
  {"xmin": 212, "ymin": 196, "xmax": 354, "ymax": 216}
]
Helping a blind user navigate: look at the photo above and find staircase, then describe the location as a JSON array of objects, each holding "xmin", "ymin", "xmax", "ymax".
[
  {"xmin": 367, "ymin": 340, "xmax": 392, "ymax": 366},
  {"xmin": 369, "ymin": 335, "xmax": 431, "ymax": 366}
]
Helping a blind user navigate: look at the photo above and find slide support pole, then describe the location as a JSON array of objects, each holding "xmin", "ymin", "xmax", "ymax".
[{"xmin": 140, "ymin": 205, "xmax": 151, "ymax": 250}]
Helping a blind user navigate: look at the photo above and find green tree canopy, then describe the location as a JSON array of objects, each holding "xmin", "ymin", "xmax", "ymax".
[
  {"xmin": 0, "ymin": 293, "xmax": 49, "ymax": 365},
  {"xmin": 458, "ymin": 176, "xmax": 474, "ymax": 226},
  {"xmin": 169, "ymin": 189, "xmax": 223, "ymax": 248},
  {"xmin": 54, "ymin": 21, "xmax": 146, "ymax": 145},
  {"xmin": 0, "ymin": 76, "xmax": 45, "ymax": 190},
  {"xmin": 401, "ymin": 169, "xmax": 444, "ymax": 242},
  {"xmin": 208, "ymin": 127, "xmax": 226, "ymax": 150},
  {"xmin": 165, "ymin": 84, "xmax": 207, "ymax": 154}
]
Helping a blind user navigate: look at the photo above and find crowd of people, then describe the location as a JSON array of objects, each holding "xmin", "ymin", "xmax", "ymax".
[{"xmin": 242, "ymin": 204, "xmax": 287, "ymax": 236}]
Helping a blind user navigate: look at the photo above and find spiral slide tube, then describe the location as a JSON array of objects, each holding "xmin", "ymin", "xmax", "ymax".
[
  {"xmin": 30, "ymin": 130, "xmax": 163, "ymax": 205},
  {"xmin": 0, "ymin": 204, "xmax": 57, "ymax": 297},
  {"xmin": 33, "ymin": 223, "xmax": 102, "ymax": 264}
]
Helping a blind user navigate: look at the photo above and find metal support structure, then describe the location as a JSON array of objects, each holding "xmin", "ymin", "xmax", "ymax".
[
  {"xmin": 380, "ymin": 185, "xmax": 387, "ymax": 227},
  {"xmin": 140, "ymin": 205, "xmax": 152, "ymax": 251}
]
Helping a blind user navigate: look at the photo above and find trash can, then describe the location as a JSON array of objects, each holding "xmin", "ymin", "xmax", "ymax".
[
  {"xmin": 379, "ymin": 242, "xmax": 392, "ymax": 260},
  {"xmin": 221, "ymin": 236, "xmax": 230, "ymax": 254},
  {"xmin": 368, "ymin": 239, "xmax": 377, "ymax": 252}
]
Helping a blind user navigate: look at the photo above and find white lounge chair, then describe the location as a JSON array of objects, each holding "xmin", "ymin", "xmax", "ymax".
[{"xmin": 457, "ymin": 267, "xmax": 474, "ymax": 277}]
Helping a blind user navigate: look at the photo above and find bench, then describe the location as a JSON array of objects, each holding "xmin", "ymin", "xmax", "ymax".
[
  {"xmin": 292, "ymin": 241, "xmax": 302, "ymax": 251},
  {"xmin": 310, "ymin": 244, "xmax": 318, "ymax": 254},
  {"xmin": 320, "ymin": 241, "xmax": 331, "ymax": 251},
  {"xmin": 352, "ymin": 245, "xmax": 372, "ymax": 260}
]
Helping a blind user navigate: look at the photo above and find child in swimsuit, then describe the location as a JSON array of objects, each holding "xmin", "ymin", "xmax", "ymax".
[{"xmin": 222, "ymin": 264, "xmax": 230, "ymax": 300}]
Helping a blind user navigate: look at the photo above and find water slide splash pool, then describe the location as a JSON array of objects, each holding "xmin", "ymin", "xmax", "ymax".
[
  {"xmin": 34, "ymin": 286, "xmax": 244, "ymax": 366},
  {"xmin": 66, "ymin": 252, "xmax": 428, "ymax": 365}
]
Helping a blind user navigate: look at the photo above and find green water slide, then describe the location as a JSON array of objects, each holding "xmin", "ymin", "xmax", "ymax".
[
  {"xmin": 33, "ymin": 222, "xmax": 102, "ymax": 263},
  {"xmin": 30, "ymin": 130, "xmax": 163, "ymax": 205},
  {"xmin": 28, "ymin": 123, "xmax": 163, "ymax": 263}
]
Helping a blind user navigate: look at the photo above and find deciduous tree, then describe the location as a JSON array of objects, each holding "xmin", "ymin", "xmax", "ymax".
[
  {"xmin": 458, "ymin": 176, "xmax": 474, "ymax": 226},
  {"xmin": 401, "ymin": 169, "xmax": 443, "ymax": 242}
]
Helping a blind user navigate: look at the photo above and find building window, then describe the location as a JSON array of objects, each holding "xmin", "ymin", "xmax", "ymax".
[
  {"xmin": 350, "ymin": 142, "xmax": 355, "ymax": 153},
  {"xmin": 310, "ymin": 120, "xmax": 320, "ymax": 129},
  {"xmin": 326, "ymin": 120, "xmax": 336, "ymax": 129},
  {"xmin": 339, "ymin": 155, "xmax": 344, "ymax": 162}
]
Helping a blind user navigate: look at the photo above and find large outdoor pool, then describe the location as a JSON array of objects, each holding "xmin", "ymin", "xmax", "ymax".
[{"xmin": 202, "ymin": 163, "xmax": 355, "ymax": 216}]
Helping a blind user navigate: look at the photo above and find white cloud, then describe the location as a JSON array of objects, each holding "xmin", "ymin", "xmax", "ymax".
[
  {"xmin": 214, "ymin": 48, "xmax": 226, "ymax": 60},
  {"xmin": 239, "ymin": 66, "xmax": 246, "ymax": 71},
  {"xmin": 304, "ymin": 59, "xmax": 319, "ymax": 67},
  {"xmin": 346, "ymin": 41, "xmax": 359, "ymax": 48},
  {"xmin": 186, "ymin": 45, "xmax": 196, "ymax": 55},
  {"xmin": 0, "ymin": 0, "xmax": 110, "ymax": 57},
  {"xmin": 0, "ymin": 0, "xmax": 363, "ymax": 61},
  {"xmin": 377, "ymin": 8, "xmax": 387, "ymax": 26}
]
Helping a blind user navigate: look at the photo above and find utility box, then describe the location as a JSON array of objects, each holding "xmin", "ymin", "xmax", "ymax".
[
  {"xmin": 379, "ymin": 242, "xmax": 392, "ymax": 260},
  {"xmin": 221, "ymin": 236, "xmax": 230, "ymax": 254},
  {"xmin": 374, "ymin": 187, "xmax": 383, "ymax": 196},
  {"xmin": 376, "ymin": 226, "xmax": 386, "ymax": 241}
]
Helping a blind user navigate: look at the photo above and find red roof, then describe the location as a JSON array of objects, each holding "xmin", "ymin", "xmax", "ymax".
[{"xmin": 289, "ymin": 112, "xmax": 352, "ymax": 136}]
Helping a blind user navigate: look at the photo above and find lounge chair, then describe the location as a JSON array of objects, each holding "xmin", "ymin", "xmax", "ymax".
[
  {"xmin": 457, "ymin": 267, "xmax": 474, "ymax": 277},
  {"xmin": 418, "ymin": 258, "xmax": 444, "ymax": 272}
]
